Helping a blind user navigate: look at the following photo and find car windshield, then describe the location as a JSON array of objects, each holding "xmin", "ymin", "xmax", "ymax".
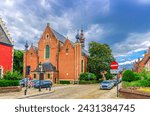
[{"xmin": 102, "ymin": 81, "xmax": 110, "ymax": 84}]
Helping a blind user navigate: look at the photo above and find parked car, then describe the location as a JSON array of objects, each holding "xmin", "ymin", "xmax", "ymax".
[
  {"xmin": 100, "ymin": 80, "xmax": 114, "ymax": 90},
  {"xmin": 112, "ymin": 79, "xmax": 119, "ymax": 86},
  {"xmin": 19, "ymin": 78, "xmax": 29, "ymax": 87},
  {"xmin": 34, "ymin": 80, "xmax": 52, "ymax": 89},
  {"xmin": 31, "ymin": 80, "xmax": 38, "ymax": 87}
]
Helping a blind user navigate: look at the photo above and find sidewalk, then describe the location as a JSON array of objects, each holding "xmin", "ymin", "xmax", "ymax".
[{"xmin": 0, "ymin": 87, "xmax": 55, "ymax": 99}]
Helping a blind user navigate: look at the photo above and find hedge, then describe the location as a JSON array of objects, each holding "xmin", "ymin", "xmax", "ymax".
[
  {"xmin": 123, "ymin": 80, "xmax": 150, "ymax": 88},
  {"xmin": 59, "ymin": 80, "xmax": 70, "ymax": 84},
  {"xmin": 79, "ymin": 80, "xmax": 98, "ymax": 84},
  {"xmin": 3, "ymin": 71, "xmax": 21, "ymax": 80},
  {"xmin": 79, "ymin": 72, "xmax": 96, "ymax": 81},
  {"xmin": 0, "ymin": 80, "xmax": 19, "ymax": 87}
]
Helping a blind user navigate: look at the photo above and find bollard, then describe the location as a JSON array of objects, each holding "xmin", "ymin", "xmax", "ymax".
[{"xmin": 24, "ymin": 89, "xmax": 27, "ymax": 95}]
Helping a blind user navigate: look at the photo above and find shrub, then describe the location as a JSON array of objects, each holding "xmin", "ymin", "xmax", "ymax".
[
  {"xmin": 133, "ymin": 72, "xmax": 141, "ymax": 81},
  {"xmin": 3, "ymin": 71, "xmax": 22, "ymax": 80},
  {"xmin": 122, "ymin": 70, "xmax": 135, "ymax": 82},
  {"xmin": 106, "ymin": 73, "xmax": 114, "ymax": 80},
  {"xmin": 79, "ymin": 72, "xmax": 96, "ymax": 81},
  {"xmin": 0, "ymin": 80, "xmax": 19, "ymax": 87},
  {"xmin": 59, "ymin": 80, "xmax": 70, "ymax": 84},
  {"xmin": 140, "ymin": 68, "xmax": 150, "ymax": 80},
  {"xmin": 123, "ymin": 80, "xmax": 150, "ymax": 87}
]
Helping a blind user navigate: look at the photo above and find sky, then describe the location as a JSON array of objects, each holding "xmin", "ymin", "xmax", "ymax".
[{"xmin": 1, "ymin": 0, "xmax": 150, "ymax": 69}]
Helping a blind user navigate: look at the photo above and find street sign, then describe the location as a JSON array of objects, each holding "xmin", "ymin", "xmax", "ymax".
[
  {"xmin": 110, "ymin": 61, "xmax": 119, "ymax": 69},
  {"xmin": 110, "ymin": 69, "xmax": 119, "ymax": 74}
]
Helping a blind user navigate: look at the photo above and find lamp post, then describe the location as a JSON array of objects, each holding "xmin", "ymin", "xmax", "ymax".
[
  {"xmin": 24, "ymin": 41, "xmax": 29, "ymax": 95},
  {"xmin": 38, "ymin": 62, "xmax": 42, "ymax": 92}
]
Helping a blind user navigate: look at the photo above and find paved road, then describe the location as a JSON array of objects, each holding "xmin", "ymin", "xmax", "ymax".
[{"xmin": 25, "ymin": 84, "xmax": 121, "ymax": 99}]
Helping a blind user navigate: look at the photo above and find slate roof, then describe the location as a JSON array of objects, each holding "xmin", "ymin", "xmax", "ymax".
[
  {"xmin": 51, "ymin": 28, "xmax": 89, "ymax": 56},
  {"xmin": 0, "ymin": 25, "xmax": 13, "ymax": 46},
  {"xmin": 0, "ymin": 18, "xmax": 13, "ymax": 46},
  {"xmin": 33, "ymin": 62, "xmax": 57, "ymax": 72},
  {"xmin": 33, "ymin": 46, "xmax": 38, "ymax": 53},
  {"xmin": 52, "ymin": 29, "xmax": 66, "ymax": 43}
]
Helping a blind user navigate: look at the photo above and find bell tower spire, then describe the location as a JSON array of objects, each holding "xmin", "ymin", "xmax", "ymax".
[{"xmin": 79, "ymin": 29, "xmax": 85, "ymax": 48}]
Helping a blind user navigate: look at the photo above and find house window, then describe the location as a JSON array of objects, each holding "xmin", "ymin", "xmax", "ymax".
[
  {"xmin": 0, "ymin": 67, "xmax": 3, "ymax": 78},
  {"xmin": 45, "ymin": 45, "xmax": 50, "ymax": 58},
  {"xmin": 46, "ymin": 33, "xmax": 50, "ymax": 39},
  {"xmin": 48, "ymin": 74, "xmax": 50, "ymax": 79},
  {"xmin": 66, "ymin": 47, "xmax": 69, "ymax": 53},
  {"xmin": 34, "ymin": 74, "xmax": 36, "ymax": 79},
  {"xmin": 26, "ymin": 66, "xmax": 30, "ymax": 75},
  {"xmin": 81, "ymin": 60, "xmax": 84, "ymax": 73},
  {"xmin": 66, "ymin": 46, "xmax": 69, "ymax": 55}
]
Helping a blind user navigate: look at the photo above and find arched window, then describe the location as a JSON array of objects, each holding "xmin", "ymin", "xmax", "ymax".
[
  {"xmin": 81, "ymin": 60, "xmax": 84, "ymax": 73},
  {"xmin": 45, "ymin": 45, "xmax": 50, "ymax": 58}
]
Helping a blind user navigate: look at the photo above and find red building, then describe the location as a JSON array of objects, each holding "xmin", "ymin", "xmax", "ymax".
[
  {"xmin": 133, "ymin": 47, "xmax": 150, "ymax": 72},
  {"xmin": 24, "ymin": 23, "xmax": 89, "ymax": 83},
  {"xmin": 0, "ymin": 18, "xmax": 13, "ymax": 77}
]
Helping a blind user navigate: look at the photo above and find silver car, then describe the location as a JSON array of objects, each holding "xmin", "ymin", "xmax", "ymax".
[{"xmin": 100, "ymin": 80, "xmax": 114, "ymax": 90}]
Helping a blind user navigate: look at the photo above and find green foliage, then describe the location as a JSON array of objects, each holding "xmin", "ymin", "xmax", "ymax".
[
  {"xmin": 79, "ymin": 80, "xmax": 98, "ymax": 84},
  {"xmin": 13, "ymin": 49, "xmax": 23, "ymax": 75},
  {"xmin": 133, "ymin": 72, "xmax": 141, "ymax": 81},
  {"xmin": 59, "ymin": 80, "xmax": 70, "ymax": 84},
  {"xmin": 3, "ymin": 71, "xmax": 22, "ymax": 80},
  {"xmin": 88, "ymin": 42, "xmax": 115, "ymax": 79},
  {"xmin": 140, "ymin": 68, "xmax": 150, "ymax": 80},
  {"xmin": 79, "ymin": 72, "xmax": 96, "ymax": 81},
  {"xmin": 122, "ymin": 70, "xmax": 135, "ymax": 82},
  {"xmin": 0, "ymin": 80, "xmax": 19, "ymax": 87},
  {"xmin": 123, "ymin": 80, "xmax": 150, "ymax": 87},
  {"xmin": 105, "ymin": 73, "xmax": 114, "ymax": 80}
]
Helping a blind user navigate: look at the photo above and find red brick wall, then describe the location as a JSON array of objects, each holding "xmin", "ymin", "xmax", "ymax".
[
  {"xmin": 0, "ymin": 44, "xmax": 13, "ymax": 73},
  {"xmin": 75, "ymin": 43, "xmax": 82, "ymax": 81},
  {"xmin": 24, "ymin": 46, "xmax": 38, "ymax": 77},
  {"xmin": 38, "ymin": 25, "xmax": 58, "ymax": 69},
  {"xmin": 59, "ymin": 39, "xmax": 75, "ymax": 81}
]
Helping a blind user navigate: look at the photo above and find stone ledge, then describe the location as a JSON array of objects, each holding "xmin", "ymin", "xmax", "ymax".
[
  {"xmin": 119, "ymin": 88, "xmax": 150, "ymax": 99},
  {"xmin": 0, "ymin": 86, "xmax": 22, "ymax": 93}
]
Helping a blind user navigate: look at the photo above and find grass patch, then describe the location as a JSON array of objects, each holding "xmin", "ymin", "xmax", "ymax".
[
  {"xmin": 137, "ymin": 88, "xmax": 150, "ymax": 93},
  {"xmin": 122, "ymin": 80, "xmax": 150, "ymax": 88}
]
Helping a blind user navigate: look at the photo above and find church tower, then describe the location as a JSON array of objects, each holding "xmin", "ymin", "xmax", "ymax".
[
  {"xmin": 79, "ymin": 29, "xmax": 85, "ymax": 48},
  {"xmin": 74, "ymin": 30, "xmax": 82, "ymax": 82}
]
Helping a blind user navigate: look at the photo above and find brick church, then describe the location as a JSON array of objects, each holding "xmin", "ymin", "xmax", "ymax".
[{"xmin": 24, "ymin": 23, "xmax": 89, "ymax": 83}]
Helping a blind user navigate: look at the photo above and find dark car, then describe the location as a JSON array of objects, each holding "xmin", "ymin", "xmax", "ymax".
[
  {"xmin": 34, "ymin": 80, "xmax": 52, "ymax": 89},
  {"xmin": 112, "ymin": 79, "xmax": 118, "ymax": 86},
  {"xmin": 100, "ymin": 80, "xmax": 114, "ymax": 90}
]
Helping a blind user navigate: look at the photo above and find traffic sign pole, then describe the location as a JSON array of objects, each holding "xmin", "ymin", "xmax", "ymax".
[
  {"xmin": 117, "ymin": 74, "xmax": 119, "ymax": 97},
  {"xmin": 110, "ymin": 61, "xmax": 119, "ymax": 98}
]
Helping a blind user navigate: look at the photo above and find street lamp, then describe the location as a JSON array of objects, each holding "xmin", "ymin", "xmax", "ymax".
[
  {"xmin": 24, "ymin": 41, "xmax": 29, "ymax": 95},
  {"xmin": 38, "ymin": 62, "xmax": 42, "ymax": 92}
]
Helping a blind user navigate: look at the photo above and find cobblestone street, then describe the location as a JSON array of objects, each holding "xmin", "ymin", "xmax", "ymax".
[{"xmin": 24, "ymin": 84, "xmax": 122, "ymax": 99}]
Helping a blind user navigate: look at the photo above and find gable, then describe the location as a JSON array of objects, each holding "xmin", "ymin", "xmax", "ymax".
[
  {"xmin": 60, "ymin": 39, "xmax": 74, "ymax": 52},
  {"xmin": 0, "ymin": 19, "xmax": 13, "ymax": 46}
]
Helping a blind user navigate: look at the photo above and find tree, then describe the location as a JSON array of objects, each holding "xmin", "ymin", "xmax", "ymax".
[
  {"xmin": 88, "ymin": 42, "xmax": 115, "ymax": 80},
  {"xmin": 13, "ymin": 49, "xmax": 23, "ymax": 75}
]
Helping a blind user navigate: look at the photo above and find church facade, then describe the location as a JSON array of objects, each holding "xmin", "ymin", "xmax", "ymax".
[{"xmin": 23, "ymin": 23, "xmax": 89, "ymax": 83}]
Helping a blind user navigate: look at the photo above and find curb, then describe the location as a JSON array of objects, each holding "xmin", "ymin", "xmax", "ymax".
[{"xmin": 18, "ymin": 90, "xmax": 55, "ymax": 99}]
